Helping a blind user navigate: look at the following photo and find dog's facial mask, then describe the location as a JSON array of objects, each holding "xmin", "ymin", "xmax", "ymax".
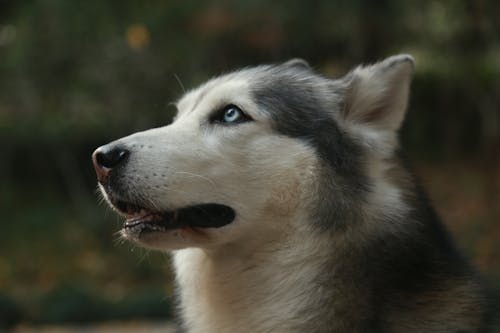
[
  {"xmin": 93, "ymin": 75, "xmax": 318, "ymax": 250},
  {"xmin": 93, "ymin": 55, "xmax": 414, "ymax": 251}
]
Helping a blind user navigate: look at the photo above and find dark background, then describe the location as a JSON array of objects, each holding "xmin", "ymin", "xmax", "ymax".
[{"xmin": 1, "ymin": 0, "xmax": 499, "ymax": 329}]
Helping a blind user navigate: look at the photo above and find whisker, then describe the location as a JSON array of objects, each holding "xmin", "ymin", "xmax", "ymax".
[
  {"xmin": 138, "ymin": 249, "xmax": 152, "ymax": 263},
  {"xmin": 112, "ymin": 230, "xmax": 127, "ymax": 246},
  {"xmin": 174, "ymin": 171, "xmax": 217, "ymax": 187},
  {"xmin": 173, "ymin": 73, "xmax": 186, "ymax": 93}
]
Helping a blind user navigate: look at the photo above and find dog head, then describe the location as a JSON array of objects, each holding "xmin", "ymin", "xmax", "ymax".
[{"xmin": 93, "ymin": 55, "xmax": 414, "ymax": 251}]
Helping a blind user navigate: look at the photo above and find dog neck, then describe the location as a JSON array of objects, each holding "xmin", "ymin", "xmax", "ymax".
[{"xmin": 172, "ymin": 223, "xmax": 364, "ymax": 333}]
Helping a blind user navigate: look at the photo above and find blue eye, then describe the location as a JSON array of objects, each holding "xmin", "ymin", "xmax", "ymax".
[
  {"xmin": 223, "ymin": 106, "xmax": 242, "ymax": 123},
  {"xmin": 212, "ymin": 105, "xmax": 251, "ymax": 125}
]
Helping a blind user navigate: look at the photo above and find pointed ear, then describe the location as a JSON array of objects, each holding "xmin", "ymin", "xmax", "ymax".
[
  {"xmin": 340, "ymin": 54, "xmax": 414, "ymax": 132},
  {"xmin": 282, "ymin": 58, "xmax": 310, "ymax": 69}
]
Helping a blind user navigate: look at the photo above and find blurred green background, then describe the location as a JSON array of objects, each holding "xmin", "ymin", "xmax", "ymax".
[{"xmin": 1, "ymin": 0, "xmax": 499, "ymax": 330}]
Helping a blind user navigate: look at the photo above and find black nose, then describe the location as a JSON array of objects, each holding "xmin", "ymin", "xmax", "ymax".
[
  {"xmin": 92, "ymin": 146, "xmax": 129, "ymax": 183},
  {"xmin": 94, "ymin": 146, "xmax": 129, "ymax": 169}
]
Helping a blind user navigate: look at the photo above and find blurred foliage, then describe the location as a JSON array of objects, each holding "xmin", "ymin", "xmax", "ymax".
[
  {"xmin": 38, "ymin": 284, "xmax": 170, "ymax": 324},
  {"xmin": 0, "ymin": 293, "xmax": 21, "ymax": 328},
  {"xmin": 0, "ymin": 0, "xmax": 499, "ymax": 328},
  {"xmin": 1, "ymin": 0, "xmax": 499, "ymax": 153}
]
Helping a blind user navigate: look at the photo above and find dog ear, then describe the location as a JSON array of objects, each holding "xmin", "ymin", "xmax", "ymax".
[
  {"xmin": 339, "ymin": 54, "xmax": 414, "ymax": 132},
  {"xmin": 282, "ymin": 58, "xmax": 310, "ymax": 69}
]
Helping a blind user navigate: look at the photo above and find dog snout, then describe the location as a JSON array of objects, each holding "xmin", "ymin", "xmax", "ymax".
[{"xmin": 92, "ymin": 145, "xmax": 129, "ymax": 184}]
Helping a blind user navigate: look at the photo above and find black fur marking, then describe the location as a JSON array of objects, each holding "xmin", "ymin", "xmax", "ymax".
[{"xmin": 252, "ymin": 65, "xmax": 368, "ymax": 230}]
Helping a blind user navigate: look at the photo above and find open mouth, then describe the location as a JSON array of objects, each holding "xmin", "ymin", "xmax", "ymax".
[{"xmin": 112, "ymin": 199, "xmax": 235, "ymax": 235}]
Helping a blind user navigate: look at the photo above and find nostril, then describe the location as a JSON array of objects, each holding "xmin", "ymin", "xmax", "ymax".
[{"xmin": 95, "ymin": 147, "xmax": 129, "ymax": 169}]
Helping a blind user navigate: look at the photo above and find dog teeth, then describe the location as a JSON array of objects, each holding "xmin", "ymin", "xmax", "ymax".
[
  {"xmin": 124, "ymin": 218, "xmax": 142, "ymax": 228},
  {"xmin": 124, "ymin": 220, "xmax": 168, "ymax": 232}
]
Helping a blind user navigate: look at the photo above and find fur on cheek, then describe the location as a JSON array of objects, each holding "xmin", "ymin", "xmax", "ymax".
[
  {"xmin": 263, "ymin": 162, "xmax": 317, "ymax": 218},
  {"xmin": 264, "ymin": 176, "xmax": 301, "ymax": 217}
]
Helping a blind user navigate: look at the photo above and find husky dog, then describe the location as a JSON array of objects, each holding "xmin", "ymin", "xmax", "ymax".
[{"xmin": 92, "ymin": 55, "xmax": 490, "ymax": 332}]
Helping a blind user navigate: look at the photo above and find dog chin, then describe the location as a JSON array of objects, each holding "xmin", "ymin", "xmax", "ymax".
[{"xmin": 120, "ymin": 226, "xmax": 212, "ymax": 250}]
